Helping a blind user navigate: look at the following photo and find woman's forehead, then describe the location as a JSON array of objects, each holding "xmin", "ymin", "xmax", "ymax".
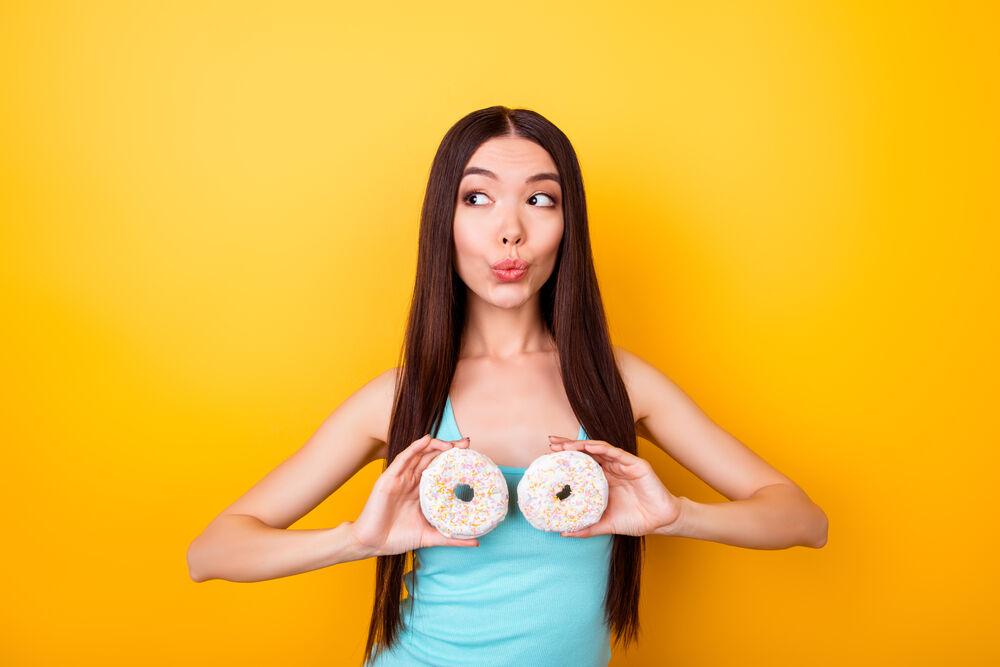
[{"xmin": 464, "ymin": 136, "xmax": 558, "ymax": 177}]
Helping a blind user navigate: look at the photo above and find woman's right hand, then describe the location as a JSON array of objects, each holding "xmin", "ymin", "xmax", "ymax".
[{"xmin": 349, "ymin": 434, "xmax": 479, "ymax": 557}]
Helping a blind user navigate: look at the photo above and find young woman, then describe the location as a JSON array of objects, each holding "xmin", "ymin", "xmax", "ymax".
[{"xmin": 187, "ymin": 106, "xmax": 828, "ymax": 667}]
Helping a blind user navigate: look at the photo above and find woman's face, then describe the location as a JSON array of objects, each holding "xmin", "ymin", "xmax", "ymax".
[{"xmin": 452, "ymin": 135, "xmax": 564, "ymax": 309}]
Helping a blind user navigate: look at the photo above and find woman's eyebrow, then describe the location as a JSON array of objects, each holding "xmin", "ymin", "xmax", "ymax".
[{"xmin": 462, "ymin": 166, "xmax": 561, "ymax": 186}]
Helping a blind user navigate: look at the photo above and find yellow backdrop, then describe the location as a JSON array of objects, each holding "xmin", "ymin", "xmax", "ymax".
[{"xmin": 2, "ymin": 1, "xmax": 996, "ymax": 665}]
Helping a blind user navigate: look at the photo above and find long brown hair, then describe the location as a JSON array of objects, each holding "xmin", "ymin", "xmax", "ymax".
[{"xmin": 363, "ymin": 105, "xmax": 643, "ymax": 664}]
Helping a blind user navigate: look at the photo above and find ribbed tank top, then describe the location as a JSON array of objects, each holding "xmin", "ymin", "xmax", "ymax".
[{"xmin": 364, "ymin": 396, "xmax": 614, "ymax": 667}]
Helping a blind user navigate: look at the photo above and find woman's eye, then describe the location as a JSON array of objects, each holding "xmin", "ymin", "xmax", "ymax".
[
  {"xmin": 464, "ymin": 192, "xmax": 491, "ymax": 206},
  {"xmin": 528, "ymin": 193, "xmax": 557, "ymax": 207},
  {"xmin": 463, "ymin": 191, "xmax": 557, "ymax": 207}
]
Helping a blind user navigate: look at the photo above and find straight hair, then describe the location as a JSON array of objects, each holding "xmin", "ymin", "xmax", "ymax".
[{"xmin": 363, "ymin": 105, "xmax": 643, "ymax": 665}]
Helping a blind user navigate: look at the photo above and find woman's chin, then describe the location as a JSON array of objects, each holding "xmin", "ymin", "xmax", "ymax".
[{"xmin": 486, "ymin": 286, "xmax": 535, "ymax": 308}]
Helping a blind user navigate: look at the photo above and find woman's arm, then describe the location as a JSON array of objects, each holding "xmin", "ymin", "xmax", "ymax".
[
  {"xmin": 655, "ymin": 484, "xmax": 828, "ymax": 549},
  {"xmin": 186, "ymin": 367, "xmax": 397, "ymax": 582},
  {"xmin": 613, "ymin": 346, "xmax": 829, "ymax": 549},
  {"xmin": 548, "ymin": 436, "xmax": 827, "ymax": 549},
  {"xmin": 187, "ymin": 516, "xmax": 370, "ymax": 583}
]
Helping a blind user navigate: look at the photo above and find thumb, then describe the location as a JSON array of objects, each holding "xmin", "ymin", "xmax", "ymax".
[
  {"xmin": 560, "ymin": 517, "xmax": 609, "ymax": 538},
  {"xmin": 442, "ymin": 537, "xmax": 480, "ymax": 547},
  {"xmin": 560, "ymin": 528, "xmax": 592, "ymax": 538}
]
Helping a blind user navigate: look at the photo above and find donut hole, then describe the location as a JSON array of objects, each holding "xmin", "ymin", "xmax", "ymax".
[
  {"xmin": 453, "ymin": 483, "xmax": 475, "ymax": 502},
  {"xmin": 556, "ymin": 484, "xmax": 572, "ymax": 501}
]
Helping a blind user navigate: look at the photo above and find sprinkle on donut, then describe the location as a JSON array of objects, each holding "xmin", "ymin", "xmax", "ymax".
[
  {"xmin": 419, "ymin": 447, "xmax": 509, "ymax": 539},
  {"xmin": 516, "ymin": 451, "xmax": 609, "ymax": 533}
]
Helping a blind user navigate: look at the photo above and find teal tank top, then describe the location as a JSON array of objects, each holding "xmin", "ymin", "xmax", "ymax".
[{"xmin": 364, "ymin": 396, "xmax": 614, "ymax": 666}]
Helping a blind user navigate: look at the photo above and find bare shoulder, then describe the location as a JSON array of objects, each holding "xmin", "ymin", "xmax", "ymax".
[
  {"xmin": 611, "ymin": 344, "xmax": 652, "ymax": 423},
  {"xmin": 365, "ymin": 365, "xmax": 400, "ymax": 460},
  {"xmin": 205, "ymin": 365, "xmax": 401, "ymax": 530},
  {"xmin": 310, "ymin": 362, "xmax": 400, "ymax": 467},
  {"xmin": 612, "ymin": 344, "xmax": 799, "ymax": 499},
  {"xmin": 330, "ymin": 364, "xmax": 399, "ymax": 455},
  {"xmin": 611, "ymin": 343, "xmax": 696, "ymax": 427}
]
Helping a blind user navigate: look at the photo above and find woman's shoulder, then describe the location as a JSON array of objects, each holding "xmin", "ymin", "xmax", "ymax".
[
  {"xmin": 611, "ymin": 344, "xmax": 650, "ymax": 424},
  {"xmin": 366, "ymin": 366, "xmax": 401, "ymax": 459}
]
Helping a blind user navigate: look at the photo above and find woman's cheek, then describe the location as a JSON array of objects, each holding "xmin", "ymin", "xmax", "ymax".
[{"xmin": 452, "ymin": 225, "xmax": 486, "ymax": 282}]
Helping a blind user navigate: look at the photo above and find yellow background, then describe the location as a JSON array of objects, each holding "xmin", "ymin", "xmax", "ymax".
[{"xmin": 2, "ymin": 1, "xmax": 996, "ymax": 664}]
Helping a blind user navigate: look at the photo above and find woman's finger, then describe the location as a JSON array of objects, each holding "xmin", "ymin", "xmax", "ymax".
[
  {"xmin": 432, "ymin": 536, "xmax": 480, "ymax": 548},
  {"xmin": 580, "ymin": 441, "xmax": 632, "ymax": 462},
  {"xmin": 413, "ymin": 449, "xmax": 442, "ymax": 477},
  {"xmin": 390, "ymin": 434, "xmax": 430, "ymax": 465},
  {"xmin": 548, "ymin": 438, "xmax": 647, "ymax": 476},
  {"xmin": 549, "ymin": 443, "xmax": 621, "ymax": 475},
  {"xmin": 549, "ymin": 437, "xmax": 637, "ymax": 463},
  {"xmin": 561, "ymin": 514, "xmax": 612, "ymax": 538},
  {"xmin": 414, "ymin": 438, "xmax": 468, "ymax": 475},
  {"xmin": 388, "ymin": 434, "xmax": 440, "ymax": 472}
]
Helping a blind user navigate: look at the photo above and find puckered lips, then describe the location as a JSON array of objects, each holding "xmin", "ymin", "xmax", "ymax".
[{"xmin": 491, "ymin": 257, "xmax": 529, "ymax": 282}]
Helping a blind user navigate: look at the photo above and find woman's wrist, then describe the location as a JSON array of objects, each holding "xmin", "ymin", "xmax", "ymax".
[
  {"xmin": 653, "ymin": 496, "xmax": 694, "ymax": 537},
  {"xmin": 333, "ymin": 520, "xmax": 378, "ymax": 563}
]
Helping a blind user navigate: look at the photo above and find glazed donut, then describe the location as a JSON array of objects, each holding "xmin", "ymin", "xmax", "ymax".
[
  {"xmin": 516, "ymin": 450, "xmax": 609, "ymax": 533},
  {"xmin": 419, "ymin": 447, "xmax": 509, "ymax": 539}
]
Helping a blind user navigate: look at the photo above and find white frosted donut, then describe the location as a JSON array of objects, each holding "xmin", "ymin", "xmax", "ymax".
[
  {"xmin": 516, "ymin": 450, "xmax": 609, "ymax": 532},
  {"xmin": 419, "ymin": 447, "xmax": 509, "ymax": 539}
]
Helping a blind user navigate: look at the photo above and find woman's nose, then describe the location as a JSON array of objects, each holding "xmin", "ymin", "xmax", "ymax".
[{"xmin": 499, "ymin": 209, "xmax": 524, "ymax": 246}]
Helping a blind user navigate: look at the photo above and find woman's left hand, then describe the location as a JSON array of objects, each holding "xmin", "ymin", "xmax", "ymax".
[{"xmin": 547, "ymin": 435, "xmax": 683, "ymax": 538}]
